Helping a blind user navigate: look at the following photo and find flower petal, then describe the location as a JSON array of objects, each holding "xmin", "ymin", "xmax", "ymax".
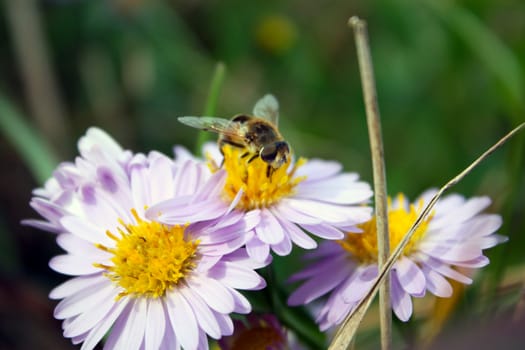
[
  {"xmin": 394, "ymin": 257, "xmax": 426, "ymax": 296},
  {"xmin": 255, "ymin": 209, "xmax": 284, "ymax": 244},
  {"xmin": 390, "ymin": 274, "xmax": 413, "ymax": 322},
  {"xmin": 166, "ymin": 291, "xmax": 199, "ymax": 350},
  {"xmin": 144, "ymin": 299, "xmax": 166, "ymax": 350}
]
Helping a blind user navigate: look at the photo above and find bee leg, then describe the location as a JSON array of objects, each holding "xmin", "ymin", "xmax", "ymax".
[
  {"xmin": 266, "ymin": 165, "xmax": 273, "ymax": 179},
  {"xmin": 247, "ymin": 154, "xmax": 258, "ymax": 163}
]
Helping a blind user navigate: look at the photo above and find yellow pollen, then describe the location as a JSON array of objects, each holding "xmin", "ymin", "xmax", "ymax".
[
  {"xmin": 338, "ymin": 194, "xmax": 433, "ymax": 264},
  {"xmin": 220, "ymin": 145, "xmax": 306, "ymax": 210},
  {"xmin": 94, "ymin": 209, "xmax": 199, "ymax": 299}
]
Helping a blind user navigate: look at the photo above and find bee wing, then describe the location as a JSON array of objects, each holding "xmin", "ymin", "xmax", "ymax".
[
  {"xmin": 253, "ymin": 94, "xmax": 279, "ymax": 126},
  {"xmin": 178, "ymin": 116, "xmax": 244, "ymax": 140}
]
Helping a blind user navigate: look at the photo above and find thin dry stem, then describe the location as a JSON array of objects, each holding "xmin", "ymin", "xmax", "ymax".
[{"xmin": 349, "ymin": 16, "xmax": 391, "ymax": 350}]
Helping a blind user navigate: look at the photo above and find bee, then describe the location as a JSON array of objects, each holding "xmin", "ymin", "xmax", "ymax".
[{"xmin": 178, "ymin": 94, "xmax": 290, "ymax": 178}]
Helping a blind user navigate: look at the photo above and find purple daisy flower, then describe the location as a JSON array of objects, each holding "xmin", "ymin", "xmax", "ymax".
[
  {"xmin": 148, "ymin": 95, "xmax": 373, "ymax": 263},
  {"xmin": 24, "ymin": 127, "xmax": 133, "ymax": 233},
  {"xmin": 287, "ymin": 190, "xmax": 506, "ymax": 329},
  {"xmin": 27, "ymin": 128, "xmax": 267, "ymax": 349}
]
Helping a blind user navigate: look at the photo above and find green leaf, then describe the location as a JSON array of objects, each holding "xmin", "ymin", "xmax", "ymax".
[
  {"xmin": 0, "ymin": 95, "xmax": 58, "ymax": 184},
  {"xmin": 426, "ymin": 1, "xmax": 524, "ymax": 121}
]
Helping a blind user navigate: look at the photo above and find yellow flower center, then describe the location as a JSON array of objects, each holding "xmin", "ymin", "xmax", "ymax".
[
  {"xmin": 95, "ymin": 209, "xmax": 199, "ymax": 299},
  {"xmin": 230, "ymin": 319, "xmax": 285, "ymax": 350},
  {"xmin": 338, "ymin": 194, "xmax": 432, "ymax": 264},
  {"xmin": 220, "ymin": 145, "xmax": 306, "ymax": 211}
]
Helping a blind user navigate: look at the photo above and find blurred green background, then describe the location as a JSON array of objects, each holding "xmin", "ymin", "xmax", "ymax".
[{"xmin": 0, "ymin": 0, "xmax": 524, "ymax": 348}]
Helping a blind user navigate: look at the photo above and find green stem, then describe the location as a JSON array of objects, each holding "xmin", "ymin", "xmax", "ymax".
[
  {"xmin": 195, "ymin": 62, "xmax": 226, "ymax": 153},
  {"xmin": 0, "ymin": 95, "xmax": 58, "ymax": 184}
]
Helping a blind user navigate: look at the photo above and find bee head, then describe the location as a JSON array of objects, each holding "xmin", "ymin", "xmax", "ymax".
[{"xmin": 260, "ymin": 141, "xmax": 290, "ymax": 169}]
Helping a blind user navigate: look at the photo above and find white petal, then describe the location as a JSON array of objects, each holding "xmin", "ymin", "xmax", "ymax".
[
  {"xmin": 113, "ymin": 298, "xmax": 147, "ymax": 350},
  {"xmin": 430, "ymin": 197, "xmax": 491, "ymax": 229},
  {"xmin": 186, "ymin": 276, "xmax": 234, "ymax": 313},
  {"xmin": 79, "ymin": 127, "xmax": 123, "ymax": 161},
  {"xmin": 49, "ymin": 255, "xmax": 100, "ymax": 276},
  {"xmin": 295, "ymin": 159, "xmax": 342, "ymax": 180},
  {"xmin": 166, "ymin": 291, "xmax": 199, "ymax": 350},
  {"xmin": 81, "ymin": 299, "xmax": 129, "ymax": 350},
  {"xmin": 130, "ymin": 163, "xmax": 151, "ymax": 211},
  {"xmin": 274, "ymin": 201, "xmax": 322, "ymax": 224},
  {"xmin": 208, "ymin": 261, "xmax": 265, "ymax": 290},
  {"xmin": 54, "ymin": 281, "xmax": 116, "ymax": 319},
  {"xmin": 149, "ymin": 155, "xmax": 175, "ymax": 203},
  {"xmin": 285, "ymin": 198, "xmax": 361, "ymax": 223},
  {"xmin": 63, "ymin": 293, "xmax": 117, "ymax": 337},
  {"xmin": 60, "ymin": 216, "xmax": 109, "ymax": 245},
  {"xmin": 179, "ymin": 285, "xmax": 221, "ymax": 339},
  {"xmin": 295, "ymin": 174, "xmax": 372, "ymax": 204},
  {"xmin": 144, "ymin": 299, "xmax": 166, "ymax": 350},
  {"xmin": 172, "ymin": 160, "xmax": 202, "ymax": 197},
  {"xmin": 50, "ymin": 275, "xmax": 105, "ymax": 299}
]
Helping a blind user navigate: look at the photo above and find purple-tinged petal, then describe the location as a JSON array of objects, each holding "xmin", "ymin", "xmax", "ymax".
[
  {"xmin": 421, "ymin": 265, "xmax": 453, "ymax": 298},
  {"xmin": 394, "ymin": 257, "xmax": 426, "ymax": 296},
  {"xmin": 186, "ymin": 275, "xmax": 234, "ymax": 314},
  {"xmin": 178, "ymin": 285, "xmax": 221, "ymax": 339},
  {"xmin": 212, "ymin": 311, "xmax": 234, "ymax": 336},
  {"xmin": 246, "ymin": 235, "xmax": 271, "ymax": 263},
  {"xmin": 300, "ymin": 222, "xmax": 344, "ymax": 240},
  {"xmin": 226, "ymin": 286, "xmax": 253, "ymax": 314},
  {"xmin": 271, "ymin": 234, "xmax": 292, "ymax": 256},
  {"xmin": 288, "ymin": 258, "xmax": 349, "ymax": 306},
  {"xmin": 21, "ymin": 219, "xmax": 62, "ymax": 233},
  {"xmin": 222, "ymin": 248, "xmax": 272, "ymax": 269},
  {"xmin": 273, "ymin": 212, "xmax": 317, "ymax": 249},
  {"xmin": 255, "ymin": 209, "xmax": 284, "ymax": 244},
  {"xmin": 420, "ymin": 257, "xmax": 473, "ymax": 284},
  {"xmin": 341, "ymin": 265, "xmax": 377, "ymax": 303},
  {"xmin": 390, "ymin": 274, "xmax": 413, "ymax": 322}
]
